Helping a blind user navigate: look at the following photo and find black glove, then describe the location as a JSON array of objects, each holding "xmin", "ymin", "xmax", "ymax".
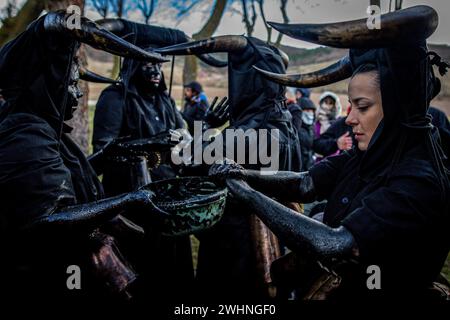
[{"xmin": 204, "ymin": 96, "xmax": 230, "ymax": 129}]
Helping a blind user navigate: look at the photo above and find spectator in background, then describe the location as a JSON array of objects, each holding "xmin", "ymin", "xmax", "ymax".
[
  {"xmin": 295, "ymin": 88, "xmax": 311, "ymax": 105},
  {"xmin": 286, "ymin": 88, "xmax": 316, "ymax": 171},
  {"xmin": 285, "ymin": 88, "xmax": 302, "ymax": 133},
  {"xmin": 315, "ymin": 91, "xmax": 342, "ymax": 136},
  {"xmin": 298, "ymin": 99, "xmax": 317, "ymax": 170},
  {"xmin": 286, "ymin": 88, "xmax": 317, "ymax": 171},
  {"xmin": 182, "ymin": 81, "xmax": 209, "ymax": 134}
]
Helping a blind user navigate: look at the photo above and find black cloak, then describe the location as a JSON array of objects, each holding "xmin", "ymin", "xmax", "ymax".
[
  {"xmin": 92, "ymin": 23, "xmax": 186, "ymax": 186},
  {"xmin": 196, "ymin": 37, "xmax": 302, "ymax": 299},
  {"xmin": 92, "ymin": 23, "xmax": 191, "ymax": 300},
  {"xmin": 0, "ymin": 16, "xmax": 104, "ymax": 296},
  {"xmin": 309, "ymin": 43, "xmax": 450, "ymax": 298}
]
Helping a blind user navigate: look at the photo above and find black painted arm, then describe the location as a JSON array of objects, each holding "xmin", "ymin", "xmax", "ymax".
[
  {"xmin": 226, "ymin": 179, "xmax": 358, "ymax": 260},
  {"xmin": 87, "ymin": 148, "xmax": 106, "ymax": 176},
  {"xmin": 27, "ymin": 190, "xmax": 163, "ymax": 231},
  {"xmin": 243, "ymin": 170, "xmax": 317, "ymax": 203},
  {"xmin": 209, "ymin": 161, "xmax": 317, "ymax": 203}
]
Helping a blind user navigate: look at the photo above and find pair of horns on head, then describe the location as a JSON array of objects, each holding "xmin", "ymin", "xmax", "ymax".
[
  {"xmin": 154, "ymin": 5, "xmax": 438, "ymax": 87},
  {"xmin": 44, "ymin": 11, "xmax": 170, "ymax": 84},
  {"xmin": 95, "ymin": 18, "xmax": 228, "ymax": 68}
]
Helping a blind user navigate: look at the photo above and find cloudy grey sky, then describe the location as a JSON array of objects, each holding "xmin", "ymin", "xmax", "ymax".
[{"xmin": 2, "ymin": 0, "xmax": 449, "ymax": 48}]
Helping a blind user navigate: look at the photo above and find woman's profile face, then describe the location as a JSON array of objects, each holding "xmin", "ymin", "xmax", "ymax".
[{"xmin": 346, "ymin": 71, "xmax": 383, "ymax": 151}]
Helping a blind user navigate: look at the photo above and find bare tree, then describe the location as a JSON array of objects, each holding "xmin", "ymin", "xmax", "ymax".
[
  {"xmin": 137, "ymin": 0, "xmax": 156, "ymax": 24},
  {"xmin": 395, "ymin": 0, "xmax": 403, "ymax": 10},
  {"xmin": 256, "ymin": 0, "xmax": 272, "ymax": 43},
  {"xmin": 110, "ymin": 0, "xmax": 132, "ymax": 18},
  {"xmin": 90, "ymin": 0, "xmax": 109, "ymax": 18},
  {"xmin": 274, "ymin": 0, "xmax": 288, "ymax": 47},
  {"xmin": 1, "ymin": 0, "xmax": 18, "ymax": 21},
  {"xmin": 241, "ymin": 0, "xmax": 257, "ymax": 36},
  {"xmin": 109, "ymin": 0, "xmax": 132, "ymax": 79},
  {"xmin": 0, "ymin": 0, "xmax": 46, "ymax": 46},
  {"xmin": 182, "ymin": 0, "xmax": 227, "ymax": 85}
]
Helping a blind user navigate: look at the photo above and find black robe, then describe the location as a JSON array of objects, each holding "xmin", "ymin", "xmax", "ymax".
[
  {"xmin": 195, "ymin": 37, "xmax": 302, "ymax": 299},
  {"xmin": 308, "ymin": 43, "xmax": 449, "ymax": 299},
  {"xmin": 93, "ymin": 40, "xmax": 191, "ymax": 300},
  {"xmin": 0, "ymin": 16, "xmax": 104, "ymax": 298}
]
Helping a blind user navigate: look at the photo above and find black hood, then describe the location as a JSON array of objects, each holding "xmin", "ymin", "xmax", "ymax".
[
  {"xmin": 118, "ymin": 21, "xmax": 190, "ymax": 102},
  {"xmin": 350, "ymin": 43, "xmax": 447, "ymax": 193},
  {"xmin": 228, "ymin": 37, "xmax": 287, "ymax": 127},
  {"xmin": 0, "ymin": 15, "xmax": 77, "ymax": 132}
]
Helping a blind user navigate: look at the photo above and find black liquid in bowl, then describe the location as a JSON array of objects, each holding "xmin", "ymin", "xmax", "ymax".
[{"xmin": 140, "ymin": 177, "xmax": 227, "ymax": 236}]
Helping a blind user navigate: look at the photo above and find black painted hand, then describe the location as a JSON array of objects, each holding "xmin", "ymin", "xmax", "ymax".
[
  {"xmin": 208, "ymin": 158, "xmax": 246, "ymax": 184},
  {"xmin": 126, "ymin": 189, "xmax": 169, "ymax": 226},
  {"xmin": 205, "ymin": 96, "xmax": 230, "ymax": 129}
]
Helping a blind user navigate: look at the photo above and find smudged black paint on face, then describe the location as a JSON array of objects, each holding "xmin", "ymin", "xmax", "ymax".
[
  {"xmin": 139, "ymin": 62, "xmax": 162, "ymax": 91},
  {"xmin": 66, "ymin": 58, "xmax": 83, "ymax": 120}
]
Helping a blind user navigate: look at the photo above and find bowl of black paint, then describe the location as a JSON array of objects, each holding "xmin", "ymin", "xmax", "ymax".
[{"xmin": 140, "ymin": 177, "xmax": 227, "ymax": 236}]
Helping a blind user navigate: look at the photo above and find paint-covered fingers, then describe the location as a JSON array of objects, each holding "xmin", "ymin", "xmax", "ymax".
[
  {"xmin": 208, "ymin": 159, "xmax": 246, "ymax": 184},
  {"xmin": 127, "ymin": 189, "xmax": 169, "ymax": 226},
  {"xmin": 205, "ymin": 96, "xmax": 230, "ymax": 128}
]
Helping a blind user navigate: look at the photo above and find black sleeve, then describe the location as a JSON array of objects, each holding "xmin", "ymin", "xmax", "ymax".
[
  {"xmin": 298, "ymin": 124, "xmax": 314, "ymax": 150},
  {"xmin": 92, "ymin": 86, "xmax": 124, "ymax": 152},
  {"xmin": 341, "ymin": 164, "xmax": 444, "ymax": 263},
  {"xmin": 313, "ymin": 126, "xmax": 339, "ymax": 156},
  {"xmin": 313, "ymin": 117, "xmax": 351, "ymax": 156},
  {"xmin": 308, "ymin": 151, "xmax": 353, "ymax": 200},
  {"xmin": 0, "ymin": 114, "xmax": 76, "ymax": 229},
  {"xmin": 291, "ymin": 110, "xmax": 303, "ymax": 137}
]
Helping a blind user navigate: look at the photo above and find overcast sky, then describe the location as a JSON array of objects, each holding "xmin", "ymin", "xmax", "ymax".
[{"xmin": 2, "ymin": 0, "xmax": 449, "ymax": 48}]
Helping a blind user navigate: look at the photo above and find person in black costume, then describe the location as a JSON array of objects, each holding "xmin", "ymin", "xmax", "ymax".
[
  {"xmin": 211, "ymin": 6, "xmax": 450, "ymax": 300},
  {"xmin": 157, "ymin": 35, "xmax": 302, "ymax": 299},
  {"xmin": 0, "ymin": 11, "xmax": 169, "ymax": 301},
  {"xmin": 92, "ymin": 20, "xmax": 229, "ymax": 300},
  {"xmin": 93, "ymin": 20, "xmax": 207, "ymax": 300}
]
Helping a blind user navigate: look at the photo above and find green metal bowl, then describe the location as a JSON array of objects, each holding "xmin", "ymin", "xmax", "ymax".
[{"xmin": 141, "ymin": 177, "xmax": 227, "ymax": 236}]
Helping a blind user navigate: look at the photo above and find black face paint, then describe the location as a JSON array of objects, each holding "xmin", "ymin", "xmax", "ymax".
[
  {"xmin": 139, "ymin": 62, "xmax": 162, "ymax": 91},
  {"xmin": 65, "ymin": 59, "xmax": 83, "ymax": 120}
]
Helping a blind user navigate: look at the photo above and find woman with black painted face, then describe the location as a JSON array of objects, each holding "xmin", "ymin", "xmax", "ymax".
[{"xmin": 209, "ymin": 6, "xmax": 450, "ymax": 300}]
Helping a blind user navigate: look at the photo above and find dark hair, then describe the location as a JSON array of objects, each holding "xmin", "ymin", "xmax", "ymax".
[
  {"xmin": 351, "ymin": 63, "xmax": 380, "ymax": 87},
  {"xmin": 184, "ymin": 81, "xmax": 203, "ymax": 94}
]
